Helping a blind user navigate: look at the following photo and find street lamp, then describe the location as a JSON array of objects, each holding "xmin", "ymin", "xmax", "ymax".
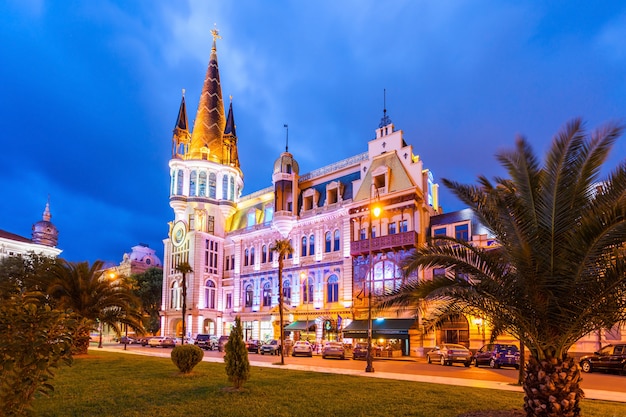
[
  {"xmin": 473, "ymin": 317, "xmax": 486, "ymax": 345},
  {"xmin": 366, "ymin": 183, "xmax": 381, "ymax": 373}
]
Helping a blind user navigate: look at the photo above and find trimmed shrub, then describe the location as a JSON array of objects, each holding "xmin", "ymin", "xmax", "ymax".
[
  {"xmin": 224, "ymin": 316, "xmax": 250, "ymax": 389},
  {"xmin": 170, "ymin": 344, "xmax": 203, "ymax": 374}
]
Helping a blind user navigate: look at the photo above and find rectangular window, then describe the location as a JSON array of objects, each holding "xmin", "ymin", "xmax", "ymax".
[
  {"xmin": 360, "ymin": 228, "xmax": 366, "ymax": 240},
  {"xmin": 455, "ymin": 224, "xmax": 469, "ymax": 241},
  {"xmin": 226, "ymin": 293, "xmax": 232, "ymax": 309},
  {"xmin": 400, "ymin": 220, "xmax": 408, "ymax": 232},
  {"xmin": 388, "ymin": 222, "xmax": 397, "ymax": 235},
  {"xmin": 371, "ymin": 226, "xmax": 377, "ymax": 238}
]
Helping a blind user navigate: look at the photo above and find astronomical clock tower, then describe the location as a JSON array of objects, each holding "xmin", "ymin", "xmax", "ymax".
[{"xmin": 161, "ymin": 29, "xmax": 242, "ymax": 338}]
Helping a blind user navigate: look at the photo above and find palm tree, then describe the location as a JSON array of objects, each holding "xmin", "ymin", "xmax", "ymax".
[
  {"xmin": 175, "ymin": 262, "xmax": 193, "ymax": 344},
  {"xmin": 46, "ymin": 260, "xmax": 144, "ymax": 354},
  {"xmin": 378, "ymin": 119, "xmax": 626, "ymax": 417},
  {"xmin": 270, "ymin": 239, "xmax": 293, "ymax": 365}
]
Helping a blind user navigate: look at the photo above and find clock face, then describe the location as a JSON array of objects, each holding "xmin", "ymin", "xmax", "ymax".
[{"xmin": 172, "ymin": 221, "xmax": 187, "ymax": 247}]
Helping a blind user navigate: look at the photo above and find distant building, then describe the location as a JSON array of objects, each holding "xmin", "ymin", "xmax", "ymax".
[
  {"xmin": 0, "ymin": 200, "xmax": 61, "ymax": 259},
  {"xmin": 160, "ymin": 30, "xmax": 441, "ymax": 355},
  {"xmin": 117, "ymin": 243, "xmax": 163, "ymax": 277}
]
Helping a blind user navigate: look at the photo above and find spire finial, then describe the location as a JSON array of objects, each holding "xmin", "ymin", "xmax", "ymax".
[
  {"xmin": 211, "ymin": 24, "xmax": 221, "ymax": 50},
  {"xmin": 182, "ymin": 88, "xmax": 185, "ymax": 98},
  {"xmin": 284, "ymin": 124, "xmax": 289, "ymax": 152},
  {"xmin": 43, "ymin": 196, "xmax": 51, "ymax": 222},
  {"xmin": 378, "ymin": 88, "xmax": 392, "ymax": 128}
]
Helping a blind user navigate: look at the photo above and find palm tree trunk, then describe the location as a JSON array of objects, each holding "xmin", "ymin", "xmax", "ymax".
[
  {"xmin": 523, "ymin": 356, "xmax": 584, "ymax": 417},
  {"xmin": 278, "ymin": 258, "xmax": 285, "ymax": 365}
]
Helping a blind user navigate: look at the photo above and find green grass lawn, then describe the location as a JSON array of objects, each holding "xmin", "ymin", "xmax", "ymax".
[{"xmin": 33, "ymin": 351, "xmax": 626, "ymax": 417}]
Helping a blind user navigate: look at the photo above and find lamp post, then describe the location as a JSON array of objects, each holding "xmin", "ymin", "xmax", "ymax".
[{"xmin": 366, "ymin": 183, "xmax": 381, "ymax": 373}]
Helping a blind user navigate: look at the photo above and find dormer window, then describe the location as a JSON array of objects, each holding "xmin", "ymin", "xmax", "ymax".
[
  {"xmin": 325, "ymin": 181, "xmax": 344, "ymax": 206},
  {"xmin": 371, "ymin": 165, "xmax": 390, "ymax": 195},
  {"xmin": 301, "ymin": 188, "xmax": 319, "ymax": 212}
]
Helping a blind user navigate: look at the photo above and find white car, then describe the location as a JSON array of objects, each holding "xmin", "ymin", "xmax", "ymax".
[
  {"xmin": 291, "ymin": 341, "xmax": 313, "ymax": 357},
  {"xmin": 148, "ymin": 337, "xmax": 176, "ymax": 348}
]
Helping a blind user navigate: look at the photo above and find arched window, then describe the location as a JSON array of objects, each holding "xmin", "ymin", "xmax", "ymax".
[
  {"xmin": 205, "ymin": 280, "xmax": 216, "ymax": 309},
  {"xmin": 333, "ymin": 230, "xmax": 340, "ymax": 251},
  {"xmin": 189, "ymin": 171, "xmax": 197, "ymax": 196},
  {"xmin": 171, "ymin": 281, "xmax": 181, "ymax": 309},
  {"xmin": 301, "ymin": 236, "xmax": 307, "ymax": 257},
  {"xmin": 229, "ymin": 177, "xmax": 235, "ymax": 201},
  {"xmin": 170, "ymin": 172, "xmax": 176, "ymax": 195},
  {"xmin": 208, "ymin": 173, "xmax": 216, "ymax": 198},
  {"xmin": 309, "ymin": 234, "xmax": 315, "ymax": 256},
  {"xmin": 262, "ymin": 282, "xmax": 272, "ymax": 307},
  {"xmin": 302, "ymin": 277, "xmax": 314, "ymax": 304},
  {"xmin": 222, "ymin": 175, "xmax": 229, "ymax": 199},
  {"xmin": 244, "ymin": 284, "xmax": 253, "ymax": 307},
  {"xmin": 250, "ymin": 247, "xmax": 255, "ymax": 265},
  {"xmin": 327, "ymin": 274, "xmax": 339, "ymax": 303},
  {"xmin": 283, "ymin": 278, "xmax": 291, "ymax": 305},
  {"xmin": 198, "ymin": 171, "xmax": 207, "ymax": 197},
  {"xmin": 269, "ymin": 247, "xmax": 274, "ymax": 263},
  {"xmin": 371, "ymin": 259, "xmax": 403, "ymax": 296},
  {"xmin": 176, "ymin": 170, "xmax": 184, "ymax": 195},
  {"xmin": 262, "ymin": 245, "xmax": 267, "ymax": 263},
  {"xmin": 288, "ymin": 240, "xmax": 293, "ymax": 259},
  {"xmin": 244, "ymin": 249, "xmax": 249, "ymax": 266},
  {"xmin": 325, "ymin": 231, "xmax": 331, "ymax": 252}
]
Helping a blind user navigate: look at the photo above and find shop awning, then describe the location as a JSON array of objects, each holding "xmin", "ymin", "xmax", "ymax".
[
  {"xmin": 342, "ymin": 318, "xmax": 416, "ymax": 339},
  {"xmin": 284, "ymin": 321, "xmax": 316, "ymax": 331}
]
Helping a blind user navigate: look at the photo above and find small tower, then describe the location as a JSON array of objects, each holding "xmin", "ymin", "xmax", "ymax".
[
  {"xmin": 272, "ymin": 126, "xmax": 299, "ymax": 237},
  {"xmin": 172, "ymin": 89, "xmax": 191, "ymax": 159},
  {"xmin": 32, "ymin": 199, "xmax": 59, "ymax": 247}
]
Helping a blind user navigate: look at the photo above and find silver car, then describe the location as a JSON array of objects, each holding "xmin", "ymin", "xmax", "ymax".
[
  {"xmin": 427, "ymin": 343, "xmax": 472, "ymax": 367},
  {"xmin": 292, "ymin": 341, "xmax": 313, "ymax": 357}
]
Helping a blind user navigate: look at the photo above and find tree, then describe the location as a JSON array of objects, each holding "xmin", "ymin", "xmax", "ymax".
[
  {"xmin": 131, "ymin": 267, "xmax": 163, "ymax": 335},
  {"xmin": 270, "ymin": 239, "xmax": 293, "ymax": 365},
  {"xmin": 45, "ymin": 260, "xmax": 145, "ymax": 355},
  {"xmin": 0, "ymin": 256, "xmax": 75, "ymax": 416},
  {"xmin": 224, "ymin": 316, "xmax": 250, "ymax": 390},
  {"xmin": 378, "ymin": 119, "xmax": 626, "ymax": 417},
  {"xmin": 175, "ymin": 262, "xmax": 192, "ymax": 342}
]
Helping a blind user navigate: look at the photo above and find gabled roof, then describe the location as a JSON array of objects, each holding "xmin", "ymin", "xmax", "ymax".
[
  {"xmin": 0, "ymin": 229, "xmax": 31, "ymax": 243},
  {"xmin": 354, "ymin": 152, "xmax": 416, "ymax": 202}
]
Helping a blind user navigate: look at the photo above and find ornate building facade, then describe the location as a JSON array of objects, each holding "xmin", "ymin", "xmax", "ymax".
[
  {"xmin": 0, "ymin": 200, "xmax": 61, "ymax": 260},
  {"xmin": 160, "ymin": 31, "xmax": 441, "ymax": 355}
]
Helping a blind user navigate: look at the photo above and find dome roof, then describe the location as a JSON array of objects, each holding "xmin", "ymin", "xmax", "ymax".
[{"xmin": 273, "ymin": 151, "xmax": 299, "ymax": 175}]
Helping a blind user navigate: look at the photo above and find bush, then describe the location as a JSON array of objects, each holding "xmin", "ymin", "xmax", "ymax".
[
  {"xmin": 0, "ymin": 291, "xmax": 75, "ymax": 416},
  {"xmin": 170, "ymin": 344, "xmax": 203, "ymax": 374},
  {"xmin": 224, "ymin": 316, "xmax": 249, "ymax": 389}
]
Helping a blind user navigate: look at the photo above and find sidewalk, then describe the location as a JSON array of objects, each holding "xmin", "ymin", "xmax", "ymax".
[{"xmin": 100, "ymin": 347, "xmax": 626, "ymax": 403}]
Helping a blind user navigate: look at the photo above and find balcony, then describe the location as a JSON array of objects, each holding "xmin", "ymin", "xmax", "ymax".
[{"xmin": 350, "ymin": 231, "xmax": 418, "ymax": 256}]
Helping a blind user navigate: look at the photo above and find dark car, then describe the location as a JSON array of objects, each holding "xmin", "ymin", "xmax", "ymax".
[
  {"xmin": 260, "ymin": 339, "xmax": 281, "ymax": 355},
  {"xmin": 246, "ymin": 340, "xmax": 261, "ymax": 353},
  {"xmin": 474, "ymin": 343, "xmax": 520, "ymax": 369},
  {"xmin": 195, "ymin": 334, "xmax": 218, "ymax": 350},
  {"xmin": 217, "ymin": 335, "xmax": 230, "ymax": 352},
  {"xmin": 427, "ymin": 343, "xmax": 472, "ymax": 367},
  {"xmin": 352, "ymin": 342, "xmax": 369, "ymax": 360},
  {"xmin": 148, "ymin": 337, "xmax": 176, "ymax": 348},
  {"xmin": 580, "ymin": 344, "xmax": 626, "ymax": 375},
  {"xmin": 118, "ymin": 336, "xmax": 137, "ymax": 344}
]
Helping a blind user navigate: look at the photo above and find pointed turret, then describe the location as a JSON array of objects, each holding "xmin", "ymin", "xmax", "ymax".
[
  {"xmin": 188, "ymin": 28, "xmax": 227, "ymax": 161},
  {"xmin": 222, "ymin": 97, "xmax": 241, "ymax": 170},
  {"xmin": 172, "ymin": 89, "xmax": 190, "ymax": 158},
  {"xmin": 32, "ymin": 198, "xmax": 58, "ymax": 247}
]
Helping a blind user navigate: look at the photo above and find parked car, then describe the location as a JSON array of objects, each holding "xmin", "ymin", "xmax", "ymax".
[
  {"xmin": 217, "ymin": 335, "xmax": 230, "ymax": 352},
  {"xmin": 195, "ymin": 334, "xmax": 218, "ymax": 350},
  {"xmin": 580, "ymin": 344, "xmax": 626, "ymax": 375},
  {"xmin": 352, "ymin": 342, "xmax": 369, "ymax": 360},
  {"xmin": 148, "ymin": 337, "xmax": 176, "ymax": 348},
  {"xmin": 427, "ymin": 343, "xmax": 473, "ymax": 367},
  {"xmin": 322, "ymin": 342, "xmax": 347, "ymax": 359},
  {"xmin": 291, "ymin": 341, "xmax": 313, "ymax": 357},
  {"xmin": 246, "ymin": 340, "xmax": 261, "ymax": 353},
  {"xmin": 474, "ymin": 343, "xmax": 520, "ymax": 369},
  {"xmin": 260, "ymin": 339, "xmax": 281, "ymax": 355},
  {"xmin": 118, "ymin": 336, "xmax": 137, "ymax": 344}
]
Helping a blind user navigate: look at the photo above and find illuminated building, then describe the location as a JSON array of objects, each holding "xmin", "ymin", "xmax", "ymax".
[
  {"xmin": 0, "ymin": 200, "xmax": 61, "ymax": 259},
  {"xmin": 160, "ymin": 30, "xmax": 441, "ymax": 355}
]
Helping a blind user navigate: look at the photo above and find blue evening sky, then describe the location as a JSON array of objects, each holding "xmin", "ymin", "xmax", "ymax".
[{"xmin": 1, "ymin": 0, "xmax": 624, "ymax": 265}]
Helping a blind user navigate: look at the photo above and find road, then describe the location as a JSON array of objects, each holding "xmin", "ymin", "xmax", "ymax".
[{"xmin": 111, "ymin": 343, "xmax": 625, "ymax": 396}]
